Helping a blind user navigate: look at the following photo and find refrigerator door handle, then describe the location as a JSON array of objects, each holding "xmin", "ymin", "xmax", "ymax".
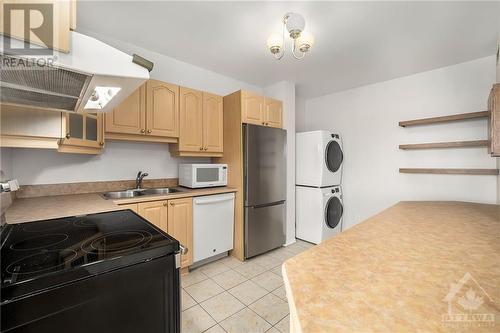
[{"xmin": 251, "ymin": 201, "xmax": 286, "ymax": 209}]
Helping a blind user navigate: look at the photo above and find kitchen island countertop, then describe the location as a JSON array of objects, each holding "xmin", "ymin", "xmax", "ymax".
[{"xmin": 283, "ymin": 201, "xmax": 500, "ymax": 333}]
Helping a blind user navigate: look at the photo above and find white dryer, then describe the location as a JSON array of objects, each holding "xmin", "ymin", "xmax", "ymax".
[
  {"xmin": 295, "ymin": 185, "xmax": 343, "ymax": 244},
  {"xmin": 296, "ymin": 131, "xmax": 343, "ymax": 187}
]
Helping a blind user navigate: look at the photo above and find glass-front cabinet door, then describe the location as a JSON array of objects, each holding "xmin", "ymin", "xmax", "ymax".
[{"xmin": 59, "ymin": 113, "xmax": 104, "ymax": 154}]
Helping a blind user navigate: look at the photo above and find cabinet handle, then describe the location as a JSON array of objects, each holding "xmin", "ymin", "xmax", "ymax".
[
  {"xmin": 204, "ymin": 147, "xmax": 208, "ymax": 151},
  {"xmin": 140, "ymin": 129, "xmax": 145, "ymax": 133},
  {"xmin": 65, "ymin": 133, "xmax": 71, "ymax": 139},
  {"xmin": 99, "ymin": 141, "xmax": 104, "ymax": 146},
  {"xmin": 199, "ymin": 147, "xmax": 203, "ymax": 151},
  {"xmin": 163, "ymin": 202, "xmax": 168, "ymax": 207},
  {"xmin": 147, "ymin": 129, "xmax": 152, "ymax": 134},
  {"xmin": 170, "ymin": 202, "xmax": 175, "ymax": 206},
  {"xmin": 262, "ymin": 122, "xmax": 265, "ymax": 125}
]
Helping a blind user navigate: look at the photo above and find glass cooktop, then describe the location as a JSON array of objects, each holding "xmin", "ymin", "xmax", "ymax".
[{"xmin": 1, "ymin": 210, "xmax": 179, "ymax": 302}]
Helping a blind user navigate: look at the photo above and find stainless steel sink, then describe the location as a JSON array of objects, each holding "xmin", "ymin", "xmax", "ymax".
[
  {"xmin": 141, "ymin": 188, "xmax": 183, "ymax": 195},
  {"xmin": 102, "ymin": 187, "xmax": 184, "ymax": 199},
  {"xmin": 102, "ymin": 189, "xmax": 145, "ymax": 199}
]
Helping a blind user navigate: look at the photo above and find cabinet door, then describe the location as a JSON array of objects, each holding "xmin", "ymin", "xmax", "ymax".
[
  {"xmin": 179, "ymin": 87, "xmax": 203, "ymax": 152},
  {"xmin": 202, "ymin": 92, "xmax": 223, "ymax": 153},
  {"xmin": 241, "ymin": 91, "xmax": 264, "ymax": 125},
  {"xmin": 146, "ymin": 80, "xmax": 179, "ymax": 138},
  {"xmin": 119, "ymin": 203, "xmax": 138, "ymax": 214},
  {"xmin": 167, "ymin": 198, "xmax": 193, "ymax": 268},
  {"xmin": 60, "ymin": 112, "xmax": 104, "ymax": 152},
  {"xmin": 490, "ymin": 84, "xmax": 500, "ymax": 156},
  {"xmin": 106, "ymin": 85, "xmax": 146, "ymax": 135},
  {"xmin": 137, "ymin": 201, "xmax": 168, "ymax": 232},
  {"xmin": 264, "ymin": 97, "xmax": 283, "ymax": 128}
]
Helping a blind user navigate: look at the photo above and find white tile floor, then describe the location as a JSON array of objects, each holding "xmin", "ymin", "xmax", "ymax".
[{"xmin": 181, "ymin": 240, "xmax": 314, "ymax": 333}]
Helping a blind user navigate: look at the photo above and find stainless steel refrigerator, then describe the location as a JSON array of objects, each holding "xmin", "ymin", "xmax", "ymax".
[{"xmin": 243, "ymin": 124, "xmax": 287, "ymax": 259}]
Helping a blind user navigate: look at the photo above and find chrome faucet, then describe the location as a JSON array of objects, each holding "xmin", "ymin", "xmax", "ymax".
[{"xmin": 135, "ymin": 171, "xmax": 149, "ymax": 190}]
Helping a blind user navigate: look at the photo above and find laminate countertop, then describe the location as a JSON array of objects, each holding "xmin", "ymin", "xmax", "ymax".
[
  {"xmin": 283, "ymin": 201, "xmax": 500, "ymax": 333},
  {"xmin": 6, "ymin": 187, "xmax": 237, "ymax": 224}
]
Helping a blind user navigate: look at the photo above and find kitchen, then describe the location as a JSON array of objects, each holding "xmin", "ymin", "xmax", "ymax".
[{"xmin": 1, "ymin": 1, "xmax": 499, "ymax": 333}]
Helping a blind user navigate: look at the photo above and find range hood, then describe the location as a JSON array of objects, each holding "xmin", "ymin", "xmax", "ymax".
[{"xmin": 0, "ymin": 31, "xmax": 151, "ymax": 113}]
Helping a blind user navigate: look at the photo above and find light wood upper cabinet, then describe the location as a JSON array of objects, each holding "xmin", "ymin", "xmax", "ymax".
[
  {"xmin": 489, "ymin": 83, "xmax": 500, "ymax": 156},
  {"xmin": 241, "ymin": 91, "xmax": 265, "ymax": 125},
  {"xmin": 146, "ymin": 80, "xmax": 179, "ymax": 138},
  {"xmin": 106, "ymin": 85, "xmax": 146, "ymax": 135},
  {"xmin": 137, "ymin": 200, "xmax": 168, "ymax": 231},
  {"xmin": 58, "ymin": 113, "xmax": 104, "ymax": 154},
  {"xmin": 171, "ymin": 89, "xmax": 224, "ymax": 156},
  {"xmin": 105, "ymin": 80, "xmax": 178, "ymax": 143},
  {"xmin": 179, "ymin": 87, "xmax": 204, "ymax": 152},
  {"xmin": 264, "ymin": 97, "xmax": 283, "ymax": 129},
  {"xmin": 167, "ymin": 198, "xmax": 193, "ymax": 268},
  {"xmin": 203, "ymin": 93, "xmax": 224, "ymax": 153},
  {"xmin": 240, "ymin": 91, "xmax": 283, "ymax": 129}
]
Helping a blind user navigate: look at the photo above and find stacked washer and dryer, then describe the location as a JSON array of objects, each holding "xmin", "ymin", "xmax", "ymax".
[{"xmin": 296, "ymin": 131, "xmax": 344, "ymax": 244}]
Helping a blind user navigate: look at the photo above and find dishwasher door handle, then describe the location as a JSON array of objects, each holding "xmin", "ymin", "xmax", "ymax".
[{"xmin": 194, "ymin": 195, "xmax": 235, "ymax": 205}]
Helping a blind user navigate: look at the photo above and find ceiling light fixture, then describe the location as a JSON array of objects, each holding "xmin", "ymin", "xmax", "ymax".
[{"xmin": 267, "ymin": 12, "xmax": 315, "ymax": 60}]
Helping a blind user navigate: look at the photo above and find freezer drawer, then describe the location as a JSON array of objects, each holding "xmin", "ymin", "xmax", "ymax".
[
  {"xmin": 245, "ymin": 201, "xmax": 286, "ymax": 258},
  {"xmin": 193, "ymin": 193, "xmax": 235, "ymax": 263}
]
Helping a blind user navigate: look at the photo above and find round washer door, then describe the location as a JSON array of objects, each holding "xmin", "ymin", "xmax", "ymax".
[
  {"xmin": 325, "ymin": 140, "xmax": 343, "ymax": 173},
  {"xmin": 325, "ymin": 196, "xmax": 343, "ymax": 229}
]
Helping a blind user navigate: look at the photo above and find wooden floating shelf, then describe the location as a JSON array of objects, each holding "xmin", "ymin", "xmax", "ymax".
[
  {"xmin": 399, "ymin": 168, "xmax": 499, "ymax": 175},
  {"xmin": 399, "ymin": 111, "xmax": 490, "ymax": 127},
  {"xmin": 399, "ymin": 140, "xmax": 490, "ymax": 150}
]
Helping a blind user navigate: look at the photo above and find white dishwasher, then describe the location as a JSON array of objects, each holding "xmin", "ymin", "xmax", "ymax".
[{"xmin": 193, "ymin": 193, "xmax": 235, "ymax": 263}]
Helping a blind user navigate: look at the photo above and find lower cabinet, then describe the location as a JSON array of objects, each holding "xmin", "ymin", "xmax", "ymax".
[
  {"xmin": 126, "ymin": 198, "xmax": 193, "ymax": 269},
  {"xmin": 167, "ymin": 198, "xmax": 193, "ymax": 268}
]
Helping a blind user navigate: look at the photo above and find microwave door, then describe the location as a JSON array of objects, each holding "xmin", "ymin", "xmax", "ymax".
[{"xmin": 196, "ymin": 167, "xmax": 220, "ymax": 184}]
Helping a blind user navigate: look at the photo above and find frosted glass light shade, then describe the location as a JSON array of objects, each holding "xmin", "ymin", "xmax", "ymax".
[
  {"xmin": 297, "ymin": 31, "xmax": 315, "ymax": 50},
  {"xmin": 267, "ymin": 33, "xmax": 283, "ymax": 49},
  {"xmin": 286, "ymin": 13, "xmax": 305, "ymax": 34}
]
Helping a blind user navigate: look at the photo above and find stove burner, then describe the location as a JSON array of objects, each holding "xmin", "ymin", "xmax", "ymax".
[
  {"xmin": 73, "ymin": 218, "xmax": 96, "ymax": 228},
  {"xmin": 10, "ymin": 234, "xmax": 69, "ymax": 251},
  {"xmin": 23, "ymin": 220, "xmax": 69, "ymax": 233},
  {"xmin": 81, "ymin": 231, "xmax": 152, "ymax": 254},
  {"xmin": 6, "ymin": 249, "xmax": 78, "ymax": 275}
]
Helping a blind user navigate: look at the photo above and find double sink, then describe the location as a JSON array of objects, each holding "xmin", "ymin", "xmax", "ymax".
[{"xmin": 102, "ymin": 187, "xmax": 184, "ymax": 199}]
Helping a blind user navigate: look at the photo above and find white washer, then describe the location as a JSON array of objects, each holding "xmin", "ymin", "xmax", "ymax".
[
  {"xmin": 296, "ymin": 131, "xmax": 343, "ymax": 187},
  {"xmin": 295, "ymin": 185, "xmax": 343, "ymax": 244}
]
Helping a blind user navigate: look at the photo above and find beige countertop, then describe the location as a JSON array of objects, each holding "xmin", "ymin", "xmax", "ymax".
[
  {"xmin": 283, "ymin": 201, "xmax": 500, "ymax": 333},
  {"xmin": 6, "ymin": 187, "xmax": 237, "ymax": 224},
  {"xmin": 6, "ymin": 194, "xmax": 123, "ymax": 224}
]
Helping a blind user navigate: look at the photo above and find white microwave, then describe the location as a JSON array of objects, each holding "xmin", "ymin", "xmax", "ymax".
[{"xmin": 179, "ymin": 164, "xmax": 228, "ymax": 188}]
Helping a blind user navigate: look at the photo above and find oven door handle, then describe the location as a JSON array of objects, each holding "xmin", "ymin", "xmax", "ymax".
[
  {"xmin": 175, "ymin": 244, "xmax": 188, "ymax": 269},
  {"xmin": 179, "ymin": 244, "xmax": 188, "ymax": 255}
]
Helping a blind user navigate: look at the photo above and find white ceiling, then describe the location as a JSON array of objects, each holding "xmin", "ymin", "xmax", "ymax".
[{"xmin": 77, "ymin": 1, "xmax": 499, "ymax": 98}]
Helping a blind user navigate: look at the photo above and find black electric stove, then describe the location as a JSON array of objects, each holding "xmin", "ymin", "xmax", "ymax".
[{"xmin": 1, "ymin": 210, "xmax": 181, "ymax": 333}]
